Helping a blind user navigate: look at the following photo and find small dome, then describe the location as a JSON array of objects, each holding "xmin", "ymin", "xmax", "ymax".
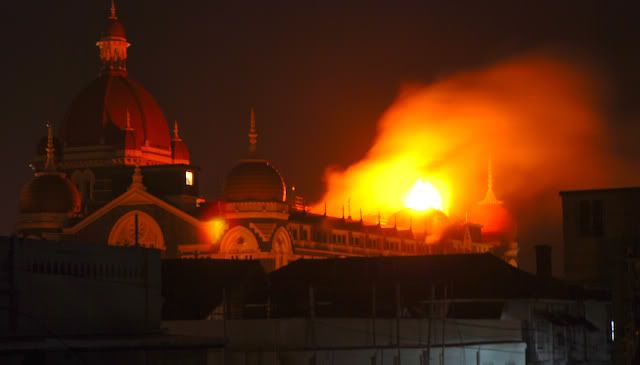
[
  {"xmin": 19, "ymin": 173, "xmax": 81, "ymax": 215},
  {"xmin": 104, "ymin": 17, "xmax": 126, "ymax": 39},
  {"xmin": 470, "ymin": 203, "xmax": 516, "ymax": 239},
  {"xmin": 223, "ymin": 160, "xmax": 286, "ymax": 202}
]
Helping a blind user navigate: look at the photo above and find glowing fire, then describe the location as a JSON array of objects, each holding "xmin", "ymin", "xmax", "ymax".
[{"xmin": 404, "ymin": 179, "xmax": 443, "ymax": 211}]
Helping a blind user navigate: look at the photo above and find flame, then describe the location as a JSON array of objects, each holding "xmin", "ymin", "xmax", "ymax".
[
  {"xmin": 404, "ymin": 179, "xmax": 443, "ymax": 212},
  {"xmin": 311, "ymin": 53, "xmax": 632, "ymax": 239}
]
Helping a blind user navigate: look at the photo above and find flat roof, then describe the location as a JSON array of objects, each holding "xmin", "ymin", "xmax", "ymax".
[{"xmin": 559, "ymin": 186, "xmax": 640, "ymax": 196}]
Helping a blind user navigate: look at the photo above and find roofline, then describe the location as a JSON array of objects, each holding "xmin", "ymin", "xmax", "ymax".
[{"xmin": 559, "ymin": 186, "xmax": 640, "ymax": 196}]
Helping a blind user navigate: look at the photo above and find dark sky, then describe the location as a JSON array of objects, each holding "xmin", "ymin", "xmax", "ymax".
[{"xmin": 1, "ymin": 1, "xmax": 638, "ymax": 271}]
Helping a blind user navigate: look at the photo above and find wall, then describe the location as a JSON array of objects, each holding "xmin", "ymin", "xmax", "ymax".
[{"xmin": 166, "ymin": 318, "xmax": 526, "ymax": 365}]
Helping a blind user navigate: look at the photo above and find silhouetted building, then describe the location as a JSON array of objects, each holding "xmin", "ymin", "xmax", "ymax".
[
  {"xmin": 561, "ymin": 187, "xmax": 640, "ymax": 365},
  {"xmin": 163, "ymin": 254, "xmax": 610, "ymax": 364},
  {"xmin": 0, "ymin": 236, "xmax": 222, "ymax": 364}
]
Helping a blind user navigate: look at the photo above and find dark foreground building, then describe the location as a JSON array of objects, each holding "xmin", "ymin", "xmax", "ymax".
[
  {"xmin": 0, "ymin": 236, "xmax": 222, "ymax": 365},
  {"xmin": 163, "ymin": 254, "xmax": 611, "ymax": 364},
  {"xmin": 561, "ymin": 187, "xmax": 640, "ymax": 365}
]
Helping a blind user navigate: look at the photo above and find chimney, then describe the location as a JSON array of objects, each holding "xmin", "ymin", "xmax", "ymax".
[{"xmin": 535, "ymin": 245, "xmax": 552, "ymax": 278}]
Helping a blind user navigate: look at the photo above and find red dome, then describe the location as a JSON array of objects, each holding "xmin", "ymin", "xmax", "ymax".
[
  {"xmin": 62, "ymin": 74, "xmax": 171, "ymax": 152},
  {"xmin": 223, "ymin": 160, "xmax": 286, "ymax": 202},
  {"xmin": 104, "ymin": 18, "xmax": 126, "ymax": 39},
  {"xmin": 470, "ymin": 203, "xmax": 516, "ymax": 239},
  {"xmin": 20, "ymin": 174, "xmax": 81, "ymax": 215}
]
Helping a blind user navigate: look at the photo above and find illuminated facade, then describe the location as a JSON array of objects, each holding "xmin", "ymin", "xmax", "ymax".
[{"xmin": 15, "ymin": 3, "xmax": 518, "ymax": 269}]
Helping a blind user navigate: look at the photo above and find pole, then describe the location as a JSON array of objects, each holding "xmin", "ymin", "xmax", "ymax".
[
  {"xmin": 372, "ymin": 281, "xmax": 377, "ymax": 364},
  {"xmin": 396, "ymin": 283, "xmax": 402, "ymax": 365},
  {"xmin": 426, "ymin": 284, "xmax": 433, "ymax": 365},
  {"xmin": 441, "ymin": 285, "xmax": 447, "ymax": 365}
]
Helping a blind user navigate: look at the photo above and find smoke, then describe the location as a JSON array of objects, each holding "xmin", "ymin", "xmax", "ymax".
[{"xmin": 312, "ymin": 54, "xmax": 634, "ymax": 244}]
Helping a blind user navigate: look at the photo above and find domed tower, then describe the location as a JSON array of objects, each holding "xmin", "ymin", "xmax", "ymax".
[
  {"xmin": 16, "ymin": 123, "xmax": 81, "ymax": 238},
  {"xmin": 469, "ymin": 160, "xmax": 518, "ymax": 266},
  {"xmin": 222, "ymin": 109, "xmax": 287, "ymax": 212},
  {"xmin": 36, "ymin": 2, "xmax": 199, "ymax": 212},
  {"xmin": 218, "ymin": 110, "xmax": 293, "ymax": 268}
]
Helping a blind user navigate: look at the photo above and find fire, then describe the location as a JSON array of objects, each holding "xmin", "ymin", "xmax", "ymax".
[
  {"xmin": 404, "ymin": 179, "xmax": 443, "ymax": 211},
  {"xmin": 312, "ymin": 54, "xmax": 630, "ymax": 238}
]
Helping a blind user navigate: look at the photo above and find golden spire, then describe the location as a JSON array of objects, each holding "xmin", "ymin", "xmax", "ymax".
[
  {"xmin": 44, "ymin": 121, "xmax": 56, "ymax": 171},
  {"xmin": 479, "ymin": 158, "xmax": 502, "ymax": 205},
  {"xmin": 248, "ymin": 108, "xmax": 258, "ymax": 155},
  {"xmin": 109, "ymin": 0, "xmax": 117, "ymax": 19}
]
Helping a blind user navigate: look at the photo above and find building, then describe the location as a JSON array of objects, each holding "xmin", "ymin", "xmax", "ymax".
[
  {"xmin": 15, "ymin": 2, "xmax": 517, "ymax": 270},
  {"xmin": 560, "ymin": 187, "xmax": 640, "ymax": 364},
  {"xmin": 0, "ymin": 236, "xmax": 222, "ymax": 364},
  {"xmin": 162, "ymin": 253, "xmax": 611, "ymax": 364}
]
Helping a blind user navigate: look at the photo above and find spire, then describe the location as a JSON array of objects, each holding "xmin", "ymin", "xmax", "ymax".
[
  {"xmin": 248, "ymin": 108, "xmax": 258, "ymax": 155},
  {"xmin": 342, "ymin": 204, "xmax": 345, "ymax": 220},
  {"xmin": 323, "ymin": 202, "xmax": 327, "ymax": 217},
  {"xmin": 97, "ymin": 0, "xmax": 130, "ymax": 74},
  {"xmin": 479, "ymin": 158, "xmax": 502, "ymax": 205},
  {"xmin": 173, "ymin": 120, "xmax": 182, "ymax": 141},
  {"xmin": 44, "ymin": 121, "xmax": 56, "ymax": 171},
  {"xmin": 109, "ymin": 0, "xmax": 117, "ymax": 19},
  {"xmin": 129, "ymin": 165, "xmax": 146, "ymax": 190}
]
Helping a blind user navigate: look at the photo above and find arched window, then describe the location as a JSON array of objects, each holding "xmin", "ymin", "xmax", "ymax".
[{"xmin": 108, "ymin": 210, "xmax": 166, "ymax": 250}]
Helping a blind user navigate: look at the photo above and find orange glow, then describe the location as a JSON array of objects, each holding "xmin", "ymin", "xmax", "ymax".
[
  {"xmin": 404, "ymin": 179, "xmax": 443, "ymax": 212},
  {"xmin": 207, "ymin": 218, "xmax": 226, "ymax": 243},
  {"xmin": 312, "ymin": 54, "xmax": 628, "ymax": 233}
]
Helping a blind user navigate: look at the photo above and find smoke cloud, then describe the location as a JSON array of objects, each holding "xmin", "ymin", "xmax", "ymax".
[{"xmin": 312, "ymin": 53, "xmax": 634, "ymax": 260}]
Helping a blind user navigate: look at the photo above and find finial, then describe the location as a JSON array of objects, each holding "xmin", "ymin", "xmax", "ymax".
[
  {"xmin": 129, "ymin": 165, "xmax": 146, "ymax": 190},
  {"xmin": 394, "ymin": 215, "xmax": 397, "ymax": 230},
  {"xmin": 109, "ymin": 0, "xmax": 117, "ymax": 19},
  {"xmin": 359, "ymin": 208, "xmax": 363, "ymax": 223},
  {"xmin": 323, "ymin": 202, "xmax": 327, "ymax": 217},
  {"xmin": 347, "ymin": 198, "xmax": 352, "ymax": 221},
  {"xmin": 377, "ymin": 211, "xmax": 381, "ymax": 227},
  {"xmin": 248, "ymin": 108, "xmax": 258, "ymax": 155},
  {"xmin": 173, "ymin": 120, "xmax": 182, "ymax": 141},
  {"xmin": 44, "ymin": 121, "xmax": 56, "ymax": 171},
  {"xmin": 479, "ymin": 158, "xmax": 502, "ymax": 205},
  {"xmin": 125, "ymin": 109, "xmax": 133, "ymax": 131},
  {"xmin": 342, "ymin": 204, "xmax": 345, "ymax": 220}
]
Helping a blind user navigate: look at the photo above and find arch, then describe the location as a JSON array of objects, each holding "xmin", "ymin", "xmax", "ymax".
[
  {"xmin": 271, "ymin": 226, "xmax": 293, "ymax": 269},
  {"xmin": 108, "ymin": 210, "xmax": 166, "ymax": 250},
  {"xmin": 219, "ymin": 225, "xmax": 260, "ymax": 255}
]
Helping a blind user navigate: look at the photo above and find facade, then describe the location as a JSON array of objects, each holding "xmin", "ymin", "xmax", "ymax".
[
  {"xmin": 0, "ymin": 236, "xmax": 222, "ymax": 364},
  {"xmin": 15, "ymin": 2, "xmax": 517, "ymax": 270},
  {"xmin": 560, "ymin": 187, "xmax": 640, "ymax": 364},
  {"xmin": 162, "ymin": 254, "xmax": 611, "ymax": 364}
]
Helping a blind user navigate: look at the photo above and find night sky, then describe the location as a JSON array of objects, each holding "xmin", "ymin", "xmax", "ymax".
[{"xmin": 1, "ymin": 1, "xmax": 639, "ymax": 272}]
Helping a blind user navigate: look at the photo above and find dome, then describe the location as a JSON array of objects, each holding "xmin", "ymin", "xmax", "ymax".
[
  {"xmin": 104, "ymin": 17, "xmax": 126, "ymax": 39},
  {"xmin": 62, "ymin": 74, "xmax": 172, "ymax": 152},
  {"xmin": 470, "ymin": 202, "xmax": 516, "ymax": 239},
  {"xmin": 223, "ymin": 160, "xmax": 286, "ymax": 202},
  {"xmin": 20, "ymin": 173, "xmax": 81, "ymax": 215}
]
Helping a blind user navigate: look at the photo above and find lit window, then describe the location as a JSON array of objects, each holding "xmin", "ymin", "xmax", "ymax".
[
  {"xmin": 610, "ymin": 320, "xmax": 615, "ymax": 342},
  {"xmin": 185, "ymin": 170, "xmax": 194, "ymax": 186}
]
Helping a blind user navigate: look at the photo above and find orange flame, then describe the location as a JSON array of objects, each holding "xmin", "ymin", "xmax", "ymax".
[
  {"xmin": 312, "ymin": 53, "xmax": 631, "ymax": 235},
  {"xmin": 404, "ymin": 179, "xmax": 443, "ymax": 212}
]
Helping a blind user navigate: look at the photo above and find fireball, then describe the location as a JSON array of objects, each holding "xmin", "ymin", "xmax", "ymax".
[{"xmin": 404, "ymin": 179, "xmax": 443, "ymax": 212}]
